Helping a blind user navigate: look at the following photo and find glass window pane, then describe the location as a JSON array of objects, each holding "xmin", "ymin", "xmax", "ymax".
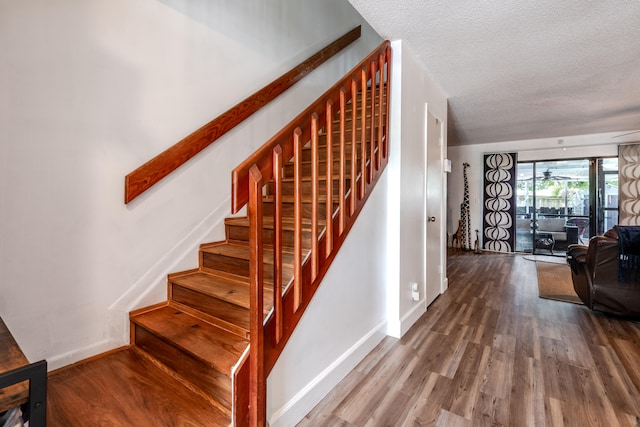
[
  {"xmin": 597, "ymin": 157, "xmax": 618, "ymax": 235},
  {"xmin": 516, "ymin": 162, "xmax": 534, "ymax": 253},
  {"xmin": 516, "ymin": 159, "xmax": 589, "ymax": 255},
  {"xmin": 602, "ymin": 157, "xmax": 618, "ymax": 172}
]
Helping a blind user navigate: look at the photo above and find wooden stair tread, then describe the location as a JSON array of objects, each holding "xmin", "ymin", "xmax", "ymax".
[
  {"xmin": 262, "ymin": 194, "xmax": 341, "ymax": 203},
  {"xmin": 301, "ymin": 140, "xmax": 368, "ymax": 150},
  {"xmin": 200, "ymin": 241, "xmax": 302, "ymax": 264},
  {"xmin": 284, "ymin": 158, "xmax": 353, "ymax": 165},
  {"xmin": 225, "ymin": 216, "xmax": 324, "ymax": 229},
  {"xmin": 277, "ymin": 175, "xmax": 350, "ymax": 183},
  {"xmin": 131, "ymin": 305, "xmax": 248, "ymax": 376},
  {"xmin": 171, "ymin": 271, "xmax": 273, "ymax": 313}
]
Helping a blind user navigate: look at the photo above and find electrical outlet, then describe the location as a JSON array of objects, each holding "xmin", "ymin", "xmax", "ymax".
[{"xmin": 411, "ymin": 282, "xmax": 420, "ymax": 301}]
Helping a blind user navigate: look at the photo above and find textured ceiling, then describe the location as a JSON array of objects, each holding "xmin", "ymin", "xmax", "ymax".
[{"xmin": 349, "ymin": 0, "xmax": 640, "ymax": 146}]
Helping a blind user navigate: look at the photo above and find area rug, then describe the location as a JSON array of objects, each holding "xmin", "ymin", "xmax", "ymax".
[
  {"xmin": 536, "ymin": 261, "xmax": 583, "ymax": 305},
  {"xmin": 524, "ymin": 254, "xmax": 566, "ymax": 264}
]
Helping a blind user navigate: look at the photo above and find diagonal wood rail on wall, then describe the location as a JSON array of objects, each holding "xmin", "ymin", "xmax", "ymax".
[
  {"xmin": 231, "ymin": 40, "xmax": 391, "ymax": 426},
  {"xmin": 124, "ymin": 26, "xmax": 362, "ymax": 204}
]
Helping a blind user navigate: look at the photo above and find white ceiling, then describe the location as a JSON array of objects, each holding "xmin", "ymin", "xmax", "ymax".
[{"xmin": 349, "ymin": 0, "xmax": 640, "ymax": 146}]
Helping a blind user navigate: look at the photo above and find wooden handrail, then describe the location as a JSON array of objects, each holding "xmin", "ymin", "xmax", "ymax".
[
  {"xmin": 123, "ymin": 26, "xmax": 362, "ymax": 204},
  {"xmin": 235, "ymin": 41, "xmax": 391, "ymax": 426}
]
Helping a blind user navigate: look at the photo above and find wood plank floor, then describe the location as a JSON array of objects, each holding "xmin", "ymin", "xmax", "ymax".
[
  {"xmin": 299, "ymin": 252, "xmax": 640, "ymax": 426},
  {"xmin": 47, "ymin": 348, "xmax": 230, "ymax": 426}
]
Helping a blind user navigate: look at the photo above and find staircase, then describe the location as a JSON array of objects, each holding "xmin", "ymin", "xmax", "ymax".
[{"xmin": 129, "ymin": 41, "xmax": 391, "ymax": 426}]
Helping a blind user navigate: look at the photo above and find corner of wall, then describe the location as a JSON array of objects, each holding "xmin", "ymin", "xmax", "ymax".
[
  {"xmin": 385, "ymin": 37, "xmax": 448, "ymax": 341},
  {"xmin": 385, "ymin": 38, "xmax": 403, "ymax": 337},
  {"xmin": 387, "ymin": 300, "xmax": 425, "ymax": 338}
]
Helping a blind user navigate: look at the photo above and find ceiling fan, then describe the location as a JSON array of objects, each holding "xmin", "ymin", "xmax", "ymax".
[
  {"xmin": 523, "ymin": 169, "xmax": 572, "ymax": 181},
  {"xmin": 541, "ymin": 169, "xmax": 571, "ymax": 181}
]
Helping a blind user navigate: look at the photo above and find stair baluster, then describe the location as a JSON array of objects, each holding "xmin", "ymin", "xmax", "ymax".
[
  {"xmin": 338, "ymin": 88, "xmax": 347, "ymax": 234},
  {"xmin": 248, "ymin": 164, "xmax": 266, "ymax": 427},
  {"xmin": 325, "ymin": 100, "xmax": 334, "ymax": 255},
  {"xmin": 272, "ymin": 145, "xmax": 284, "ymax": 345},
  {"xmin": 350, "ymin": 78, "xmax": 358, "ymax": 215}
]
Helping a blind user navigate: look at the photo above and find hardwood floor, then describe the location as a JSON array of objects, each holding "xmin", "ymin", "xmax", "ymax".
[
  {"xmin": 299, "ymin": 251, "xmax": 640, "ymax": 426},
  {"xmin": 47, "ymin": 348, "xmax": 230, "ymax": 426}
]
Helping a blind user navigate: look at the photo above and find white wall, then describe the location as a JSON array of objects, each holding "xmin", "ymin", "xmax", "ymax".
[
  {"xmin": 0, "ymin": 0, "xmax": 382, "ymax": 369},
  {"xmin": 386, "ymin": 41, "xmax": 448, "ymax": 337},
  {"xmin": 267, "ymin": 173, "xmax": 388, "ymax": 427},
  {"xmin": 447, "ymin": 132, "xmax": 639, "ymax": 245}
]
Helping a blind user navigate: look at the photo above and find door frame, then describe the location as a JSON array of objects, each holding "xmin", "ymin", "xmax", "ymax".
[{"xmin": 424, "ymin": 104, "xmax": 446, "ymax": 307}]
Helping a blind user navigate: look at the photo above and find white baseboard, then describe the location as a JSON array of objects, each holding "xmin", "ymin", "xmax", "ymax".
[
  {"xmin": 47, "ymin": 338, "xmax": 120, "ymax": 371},
  {"xmin": 267, "ymin": 320, "xmax": 387, "ymax": 427},
  {"xmin": 387, "ymin": 299, "xmax": 426, "ymax": 338}
]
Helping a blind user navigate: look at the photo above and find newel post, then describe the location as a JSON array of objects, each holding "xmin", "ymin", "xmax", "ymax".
[{"xmin": 248, "ymin": 164, "xmax": 266, "ymax": 427}]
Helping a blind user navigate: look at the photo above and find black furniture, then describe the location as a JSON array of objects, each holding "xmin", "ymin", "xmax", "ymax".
[
  {"xmin": 0, "ymin": 317, "xmax": 47, "ymax": 427},
  {"xmin": 566, "ymin": 217, "xmax": 589, "ymax": 242},
  {"xmin": 535, "ymin": 232, "xmax": 555, "ymax": 254},
  {"xmin": 566, "ymin": 226, "xmax": 640, "ymax": 318},
  {"xmin": 534, "ymin": 218, "xmax": 579, "ymax": 252}
]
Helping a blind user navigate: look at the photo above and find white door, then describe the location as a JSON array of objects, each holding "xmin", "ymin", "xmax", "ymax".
[{"xmin": 425, "ymin": 109, "xmax": 443, "ymax": 306}]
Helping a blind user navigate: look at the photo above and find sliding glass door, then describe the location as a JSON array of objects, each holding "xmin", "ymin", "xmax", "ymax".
[
  {"xmin": 516, "ymin": 159, "xmax": 593, "ymax": 255},
  {"xmin": 596, "ymin": 158, "xmax": 619, "ymax": 235}
]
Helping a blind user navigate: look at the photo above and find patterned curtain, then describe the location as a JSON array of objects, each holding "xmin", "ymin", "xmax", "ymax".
[
  {"xmin": 483, "ymin": 153, "xmax": 517, "ymax": 252},
  {"xmin": 619, "ymin": 144, "xmax": 640, "ymax": 225}
]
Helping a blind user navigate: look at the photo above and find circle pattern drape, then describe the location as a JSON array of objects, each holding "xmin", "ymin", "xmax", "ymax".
[
  {"xmin": 620, "ymin": 144, "xmax": 640, "ymax": 225},
  {"xmin": 484, "ymin": 153, "xmax": 515, "ymax": 252}
]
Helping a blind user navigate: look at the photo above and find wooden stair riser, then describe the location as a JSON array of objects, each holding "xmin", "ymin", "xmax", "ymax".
[
  {"xmin": 300, "ymin": 142, "xmax": 370, "ymax": 162},
  {"xmin": 225, "ymin": 221, "xmax": 313, "ymax": 249},
  {"xmin": 171, "ymin": 284, "xmax": 251, "ymax": 338},
  {"xmin": 267, "ymin": 177, "xmax": 350, "ymax": 197},
  {"xmin": 200, "ymin": 251, "xmax": 295, "ymax": 283},
  {"xmin": 262, "ymin": 199, "xmax": 338, "ymax": 220},
  {"xmin": 332, "ymin": 115, "xmax": 386, "ymax": 131},
  {"xmin": 282, "ymin": 159, "xmax": 352, "ymax": 178},
  {"xmin": 334, "ymin": 93, "xmax": 386, "ymax": 114},
  {"xmin": 314, "ymin": 126, "xmax": 380, "ymax": 146},
  {"xmin": 132, "ymin": 324, "xmax": 233, "ymax": 411},
  {"xmin": 172, "ymin": 299, "xmax": 250, "ymax": 340}
]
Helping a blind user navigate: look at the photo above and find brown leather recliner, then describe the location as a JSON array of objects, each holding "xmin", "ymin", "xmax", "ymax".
[{"xmin": 566, "ymin": 226, "xmax": 640, "ymax": 318}]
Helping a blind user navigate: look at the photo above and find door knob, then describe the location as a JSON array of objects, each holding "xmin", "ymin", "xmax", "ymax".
[{"xmin": 428, "ymin": 216, "xmax": 436, "ymax": 222}]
